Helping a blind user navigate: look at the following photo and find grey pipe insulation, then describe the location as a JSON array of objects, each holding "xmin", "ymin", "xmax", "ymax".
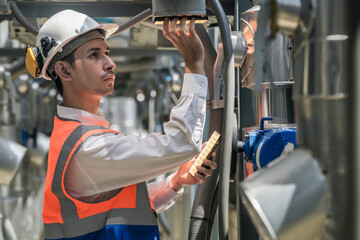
[
  {"xmin": 188, "ymin": 0, "xmax": 235, "ymax": 239},
  {"xmin": 188, "ymin": 23, "xmax": 222, "ymax": 240},
  {"xmin": 206, "ymin": 0, "xmax": 235, "ymax": 239}
]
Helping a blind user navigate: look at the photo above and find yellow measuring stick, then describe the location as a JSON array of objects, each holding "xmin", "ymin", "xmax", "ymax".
[{"xmin": 188, "ymin": 131, "xmax": 221, "ymax": 177}]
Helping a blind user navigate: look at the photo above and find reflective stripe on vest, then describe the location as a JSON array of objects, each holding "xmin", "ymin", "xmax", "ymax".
[{"xmin": 43, "ymin": 116, "xmax": 158, "ymax": 239}]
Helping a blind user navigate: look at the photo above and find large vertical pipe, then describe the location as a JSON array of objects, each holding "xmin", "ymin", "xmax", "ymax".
[
  {"xmin": 234, "ymin": 1, "xmax": 243, "ymax": 239},
  {"xmin": 188, "ymin": 24, "xmax": 222, "ymax": 240},
  {"xmin": 348, "ymin": 0, "xmax": 360, "ymax": 238},
  {"xmin": 188, "ymin": 1, "xmax": 235, "ymax": 239},
  {"xmin": 207, "ymin": 1, "xmax": 235, "ymax": 239},
  {"xmin": 293, "ymin": 0, "xmax": 352, "ymax": 239}
]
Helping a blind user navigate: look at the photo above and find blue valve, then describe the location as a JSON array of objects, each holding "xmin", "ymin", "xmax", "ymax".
[
  {"xmin": 243, "ymin": 117, "xmax": 296, "ymax": 171},
  {"xmin": 260, "ymin": 117, "xmax": 273, "ymax": 130}
]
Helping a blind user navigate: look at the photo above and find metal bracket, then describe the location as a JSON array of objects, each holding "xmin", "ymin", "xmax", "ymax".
[
  {"xmin": 213, "ymin": 43, "xmax": 225, "ymax": 108},
  {"xmin": 206, "ymin": 97, "xmax": 238, "ymax": 110},
  {"xmin": 3, "ymin": 71, "xmax": 16, "ymax": 115},
  {"xmin": 0, "ymin": 0, "xmax": 9, "ymax": 14}
]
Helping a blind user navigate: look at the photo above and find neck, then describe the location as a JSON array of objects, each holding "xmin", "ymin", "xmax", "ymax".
[{"xmin": 62, "ymin": 92, "xmax": 101, "ymax": 114}]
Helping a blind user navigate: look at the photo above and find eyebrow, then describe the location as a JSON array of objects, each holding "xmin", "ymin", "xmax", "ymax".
[{"xmin": 86, "ymin": 47, "xmax": 110, "ymax": 54}]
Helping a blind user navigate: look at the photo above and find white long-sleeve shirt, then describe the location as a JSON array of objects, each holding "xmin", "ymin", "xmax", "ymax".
[{"xmin": 61, "ymin": 73, "xmax": 208, "ymax": 212}]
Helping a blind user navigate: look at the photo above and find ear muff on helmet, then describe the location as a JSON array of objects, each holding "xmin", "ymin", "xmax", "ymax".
[{"xmin": 25, "ymin": 46, "xmax": 44, "ymax": 78}]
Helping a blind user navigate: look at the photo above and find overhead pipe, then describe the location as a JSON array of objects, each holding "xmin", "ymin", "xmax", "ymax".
[
  {"xmin": 10, "ymin": 1, "xmax": 152, "ymax": 38},
  {"xmin": 9, "ymin": 1, "xmax": 39, "ymax": 35},
  {"xmin": 111, "ymin": 8, "xmax": 152, "ymax": 36}
]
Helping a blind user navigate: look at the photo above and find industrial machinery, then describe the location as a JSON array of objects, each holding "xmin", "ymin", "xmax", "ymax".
[{"xmin": 0, "ymin": 0, "xmax": 359, "ymax": 240}]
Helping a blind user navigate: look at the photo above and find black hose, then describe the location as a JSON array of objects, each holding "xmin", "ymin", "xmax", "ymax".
[{"xmin": 10, "ymin": 1, "xmax": 39, "ymax": 35}]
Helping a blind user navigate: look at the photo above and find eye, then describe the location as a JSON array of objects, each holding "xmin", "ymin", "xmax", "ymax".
[{"xmin": 89, "ymin": 52, "xmax": 97, "ymax": 58}]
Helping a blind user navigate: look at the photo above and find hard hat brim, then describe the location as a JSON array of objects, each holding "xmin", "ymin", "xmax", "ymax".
[{"xmin": 41, "ymin": 23, "xmax": 118, "ymax": 80}]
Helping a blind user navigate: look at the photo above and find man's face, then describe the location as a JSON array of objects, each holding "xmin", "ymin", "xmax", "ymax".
[{"xmin": 70, "ymin": 38, "xmax": 116, "ymax": 97}]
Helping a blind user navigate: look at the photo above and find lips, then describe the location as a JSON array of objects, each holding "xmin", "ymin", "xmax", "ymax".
[{"xmin": 104, "ymin": 74, "xmax": 115, "ymax": 82}]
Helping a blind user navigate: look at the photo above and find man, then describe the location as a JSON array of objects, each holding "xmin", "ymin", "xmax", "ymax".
[{"xmin": 27, "ymin": 9, "xmax": 215, "ymax": 239}]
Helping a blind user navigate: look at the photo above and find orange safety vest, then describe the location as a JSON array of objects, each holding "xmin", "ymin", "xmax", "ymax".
[{"xmin": 43, "ymin": 115, "xmax": 159, "ymax": 239}]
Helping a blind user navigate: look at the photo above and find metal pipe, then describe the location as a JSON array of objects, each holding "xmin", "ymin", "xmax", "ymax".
[
  {"xmin": 234, "ymin": 1, "xmax": 244, "ymax": 240},
  {"xmin": 9, "ymin": 2, "xmax": 151, "ymax": 38},
  {"xmin": 207, "ymin": 0, "xmax": 235, "ymax": 239},
  {"xmin": 111, "ymin": 8, "xmax": 152, "ymax": 36},
  {"xmin": 348, "ymin": 0, "xmax": 360, "ymax": 238}
]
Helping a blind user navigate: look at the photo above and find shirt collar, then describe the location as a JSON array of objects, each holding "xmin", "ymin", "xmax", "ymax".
[{"xmin": 57, "ymin": 104, "xmax": 110, "ymax": 128}]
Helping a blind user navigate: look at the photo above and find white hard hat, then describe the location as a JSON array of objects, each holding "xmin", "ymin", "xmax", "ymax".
[{"xmin": 35, "ymin": 9, "xmax": 118, "ymax": 80}]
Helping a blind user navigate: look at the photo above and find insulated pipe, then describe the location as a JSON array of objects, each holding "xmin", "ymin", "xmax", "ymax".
[
  {"xmin": 293, "ymin": 0, "xmax": 352, "ymax": 239},
  {"xmin": 233, "ymin": 1, "xmax": 244, "ymax": 240},
  {"xmin": 188, "ymin": 24, "xmax": 222, "ymax": 240},
  {"xmin": 207, "ymin": 1, "xmax": 235, "ymax": 239},
  {"xmin": 348, "ymin": 0, "xmax": 359, "ymax": 238},
  {"xmin": 356, "ymin": 9, "xmax": 360, "ymax": 240}
]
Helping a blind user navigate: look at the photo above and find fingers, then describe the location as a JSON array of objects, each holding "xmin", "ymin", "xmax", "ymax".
[
  {"xmin": 202, "ymin": 159, "xmax": 217, "ymax": 170},
  {"xmin": 169, "ymin": 17, "xmax": 178, "ymax": 36},
  {"xmin": 162, "ymin": 17, "xmax": 169, "ymax": 34},
  {"xmin": 162, "ymin": 17, "xmax": 195, "ymax": 42},
  {"xmin": 211, "ymin": 151, "xmax": 216, "ymax": 160},
  {"xmin": 162, "ymin": 17, "xmax": 176, "ymax": 45},
  {"xmin": 194, "ymin": 159, "xmax": 217, "ymax": 180},
  {"xmin": 162, "ymin": 16, "xmax": 204, "ymax": 74},
  {"xmin": 188, "ymin": 17, "xmax": 196, "ymax": 38},
  {"xmin": 178, "ymin": 17, "xmax": 187, "ymax": 38},
  {"xmin": 194, "ymin": 172, "xmax": 206, "ymax": 181}
]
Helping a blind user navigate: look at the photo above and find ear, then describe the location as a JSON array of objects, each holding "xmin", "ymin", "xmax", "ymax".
[{"xmin": 54, "ymin": 61, "xmax": 72, "ymax": 82}]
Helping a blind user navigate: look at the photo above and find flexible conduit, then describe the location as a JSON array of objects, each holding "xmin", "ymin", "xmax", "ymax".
[{"xmin": 10, "ymin": 1, "xmax": 39, "ymax": 35}]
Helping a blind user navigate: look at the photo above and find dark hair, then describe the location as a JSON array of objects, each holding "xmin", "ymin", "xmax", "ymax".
[{"xmin": 50, "ymin": 50, "xmax": 76, "ymax": 96}]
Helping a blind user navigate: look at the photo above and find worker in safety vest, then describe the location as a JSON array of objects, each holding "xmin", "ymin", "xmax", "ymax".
[{"xmin": 25, "ymin": 9, "xmax": 216, "ymax": 239}]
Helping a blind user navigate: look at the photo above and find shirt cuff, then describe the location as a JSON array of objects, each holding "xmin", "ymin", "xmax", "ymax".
[
  {"xmin": 147, "ymin": 175, "xmax": 184, "ymax": 213},
  {"xmin": 181, "ymin": 73, "xmax": 208, "ymax": 97},
  {"xmin": 167, "ymin": 173, "xmax": 184, "ymax": 196}
]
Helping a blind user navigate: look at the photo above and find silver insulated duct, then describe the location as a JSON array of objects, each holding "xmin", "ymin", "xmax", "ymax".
[
  {"xmin": 293, "ymin": 0, "xmax": 352, "ymax": 239},
  {"xmin": 240, "ymin": 0, "xmax": 355, "ymax": 239},
  {"xmin": 240, "ymin": 6, "xmax": 294, "ymax": 125}
]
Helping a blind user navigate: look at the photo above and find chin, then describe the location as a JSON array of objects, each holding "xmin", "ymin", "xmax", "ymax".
[{"xmin": 104, "ymin": 87, "xmax": 114, "ymax": 96}]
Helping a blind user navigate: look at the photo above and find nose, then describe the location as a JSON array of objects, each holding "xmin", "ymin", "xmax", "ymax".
[{"xmin": 104, "ymin": 54, "xmax": 116, "ymax": 71}]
